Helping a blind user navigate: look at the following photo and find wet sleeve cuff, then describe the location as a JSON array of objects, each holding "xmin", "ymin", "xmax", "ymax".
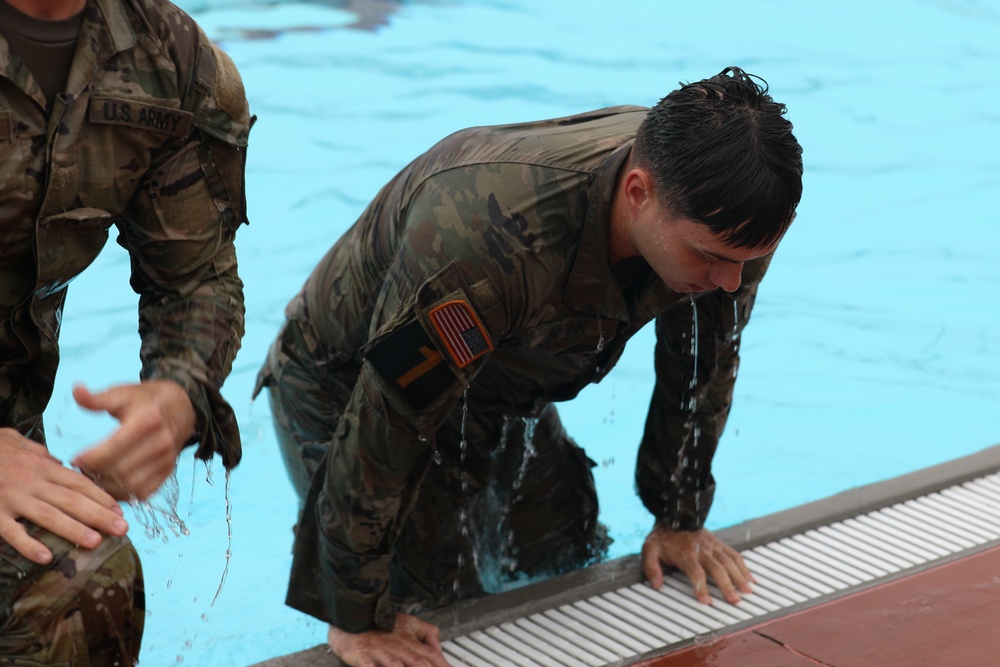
[
  {"xmin": 144, "ymin": 365, "xmax": 243, "ymax": 469},
  {"xmin": 637, "ymin": 477, "xmax": 716, "ymax": 532}
]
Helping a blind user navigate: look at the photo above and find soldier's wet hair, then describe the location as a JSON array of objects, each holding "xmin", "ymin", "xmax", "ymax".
[{"xmin": 634, "ymin": 66, "xmax": 803, "ymax": 250}]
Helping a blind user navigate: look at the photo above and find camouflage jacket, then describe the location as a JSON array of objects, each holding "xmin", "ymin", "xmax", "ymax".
[
  {"xmin": 277, "ymin": 107, "xmax": 771, "ymax": 631},
  {"xmin": 0, "ymin": 0, "xmax": 252, "ymax": 466}
]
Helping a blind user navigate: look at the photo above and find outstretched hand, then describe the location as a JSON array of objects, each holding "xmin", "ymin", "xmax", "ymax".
[
  {"xmin": 642, "ymin": 524, "xmax": 754, "ymax": 605},
  {"xmin": 0, "ymin": 428, "xmax": 128, "ymax": 564},
  {"xmin": 72, "ymin": 380, "xmax": 196, "ymax": 500},
  {"xmin": 328, "ymin": 613, "xmax": 452, "ymax": 667}
]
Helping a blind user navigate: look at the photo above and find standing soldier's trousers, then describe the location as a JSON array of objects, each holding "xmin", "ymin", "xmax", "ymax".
[
  {"xmin": 261, "ymin": 316, "xmax": 610, "ymax": 613},
  {"xmin": 0, "ymin": 521, "xmax": 144, "ymax": 666}
]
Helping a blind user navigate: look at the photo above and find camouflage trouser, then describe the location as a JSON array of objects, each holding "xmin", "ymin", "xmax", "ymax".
[
  {"xmin": 258, "ymin": 315, "xmax": 609, "ymax": 613},
  {"xmin": 0, "ymin": 522, "xmax": 144, "ymax": 666}
]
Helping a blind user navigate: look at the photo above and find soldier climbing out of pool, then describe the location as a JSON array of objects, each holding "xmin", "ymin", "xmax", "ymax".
[{"xmin": 257, "ymin": 66, "xmax": 803, "ymax": 666}]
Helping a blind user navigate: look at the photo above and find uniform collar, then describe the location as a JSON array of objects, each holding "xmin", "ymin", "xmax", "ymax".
[
  {"xmin": 0, "ymin": 5, "xmax": 41, "ymax": 98},
  {"xmin": 564, "ymin": 139, "xmax": 635, "ymax": 322},
  {"xmin": 64, "ymin": 0, "xmax": 136, "ymax": 96},
  {"xmin": 0, "ymin": 0, "xmax": 135, "ymax": 97}
]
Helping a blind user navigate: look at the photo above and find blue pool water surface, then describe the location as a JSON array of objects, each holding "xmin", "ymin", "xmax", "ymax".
[{"xmin": 41, "ymin": 0, "xmax": 999, "ymax": 664}]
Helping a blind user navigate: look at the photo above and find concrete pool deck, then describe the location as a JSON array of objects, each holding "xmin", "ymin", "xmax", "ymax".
[{"xmin": 250, "ymin": 442, "xmax": 1000, "ymax": 667}]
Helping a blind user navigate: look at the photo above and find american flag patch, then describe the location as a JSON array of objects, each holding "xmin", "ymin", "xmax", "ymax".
[{"xmin": 428, "ymin": 300, "xmax": 493, "ymax": 368}]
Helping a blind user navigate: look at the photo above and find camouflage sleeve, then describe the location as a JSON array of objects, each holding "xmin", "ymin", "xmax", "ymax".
[
  {"xmin": 115, "ymin": 34, "xmax": 253, "ymax": 469},
  {"xmin": 635, "ymin": 255, "xmax": 773, "ymax": 531},
  {"xmin": 286, "ymin": 171, "xmax": 520, "ymax": 633}
]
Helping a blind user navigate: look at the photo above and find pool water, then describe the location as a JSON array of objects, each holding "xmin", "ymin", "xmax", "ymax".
[{"xmin": 42, "ymin": 0, "xmax": 999, "ymax": 664}]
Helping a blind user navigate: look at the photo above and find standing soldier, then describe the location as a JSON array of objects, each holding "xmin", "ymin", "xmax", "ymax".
[
  {"xmin": 0, "ymin": 0, "xmax": 252, "ymax": 663},
  {"xmin": 257, "ymin": 67, "xmax": 802, "ymax": 666}
]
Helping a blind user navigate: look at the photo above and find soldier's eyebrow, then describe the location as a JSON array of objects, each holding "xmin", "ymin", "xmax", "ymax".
[{"xmin": 703, "ymin": 248, "xmax": 743, "ymax": 264}]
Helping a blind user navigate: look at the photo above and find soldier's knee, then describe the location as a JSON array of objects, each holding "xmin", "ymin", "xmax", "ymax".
[{"xmin": 0, "ymin": 535, "xmax": 145, "ymax": 666}]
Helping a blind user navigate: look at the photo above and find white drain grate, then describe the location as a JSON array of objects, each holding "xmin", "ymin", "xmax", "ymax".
[{"xmin": 441, "ymin": 473, "xmax": 1000, "ymax": 667}]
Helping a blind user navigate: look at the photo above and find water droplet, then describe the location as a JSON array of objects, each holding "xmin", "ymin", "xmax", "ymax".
[{"xmin": 431, "ymin": 450, "xmax": 442, "ymax": 465}]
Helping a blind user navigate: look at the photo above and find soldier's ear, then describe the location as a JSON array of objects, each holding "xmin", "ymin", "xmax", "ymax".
[{"xmin": 621, "ymin": 167, "xmax": 658, "ymax": 216}]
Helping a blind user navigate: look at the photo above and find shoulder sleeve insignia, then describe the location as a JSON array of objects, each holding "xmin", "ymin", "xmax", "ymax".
[
  {"xmin": 427, "ymin": 300, "xmax": 493, "ymax": 368},
  {"xmin": 365, "ymin": 319, "xmax": 454, "ymax": 412}
]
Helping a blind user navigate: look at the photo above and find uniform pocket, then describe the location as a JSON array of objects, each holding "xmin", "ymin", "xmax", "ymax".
[{"xmin": 34, "ymin": 208, "xmax": 114, "ymax": 299}]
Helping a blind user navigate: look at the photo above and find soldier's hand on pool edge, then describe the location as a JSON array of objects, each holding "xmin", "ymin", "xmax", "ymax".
[
  {"xmin": 71, "ymin": 380, "xmax": 196, "ymax": 501},
  {"xmin": 642, "ymin": 524, "xmax": 755, "ymax": 605},
  {"xmin": 0, "ymin": 429, "xmax": 129, "ymax": 564},
  {"xmin": 327, "ymin": 613, "xmax": 452, "ymax": 667}
]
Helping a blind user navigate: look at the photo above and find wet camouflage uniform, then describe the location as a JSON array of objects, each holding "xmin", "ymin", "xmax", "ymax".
[
  {"xmin": 0, "ymin": 0, "xmax": 252, "ymax": 662},
  {"xmin": 256, "ymin": 107, "xmax": 771, "ymax": 633}
]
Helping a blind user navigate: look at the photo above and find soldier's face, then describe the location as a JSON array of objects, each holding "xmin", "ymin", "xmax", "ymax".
[{"xmin": 635, "ymin": 209, "xmax": 779, "ymax": 294}]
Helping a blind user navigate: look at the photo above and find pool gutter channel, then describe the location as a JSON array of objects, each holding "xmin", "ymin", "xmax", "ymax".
[{"xmin": 250, "ymin": 441, "xmax": 1000, "ymax": 667}]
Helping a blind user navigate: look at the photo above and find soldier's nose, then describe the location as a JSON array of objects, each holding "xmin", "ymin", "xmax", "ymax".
[{"xmin": 710, "ymin": 263, "xmax": 743, "ymax": 293}]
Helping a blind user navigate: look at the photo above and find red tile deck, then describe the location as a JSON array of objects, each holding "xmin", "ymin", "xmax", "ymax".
[{"xmin": 637, "ymin": 545, "xmax": 1000, "ymax": 667}]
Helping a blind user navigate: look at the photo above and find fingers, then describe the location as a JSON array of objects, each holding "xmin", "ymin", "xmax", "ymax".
[
  {"xmin": 641, "ymin": 539, "xmax": 665, "ymax": 589},
  {"xmin": 2, "ymin": 491, "xmax": 110, "ymax": 562},
  {"xmin": 644, "ymin": 526, "xmax": 755, "ymax": 606},
  {"xmin": 72, "ymin": 383, "xmax": 104, "ymax": 413},
  {"xmin": 695, "ymin": 542, "xmax": 753, "ymax": 605},
  {"xmin": 39, "ymin": 478, "xmax": 130, "ymax": 539},
  {"xmin": 75, "ymin": 418, "xmax": 175, "ymax": 500},
  {"xmin": 0, "ymin": 435, "xmax": 129, "ymax": 561},
  {"xmin": 16, "ymin": 475, "xmax": 128, "ymax": 551},
  {"xmin": 72, "ymin": 382, "xmax": 190, "ymax": 500},
  {"xmin": 674, "ymin": 551, "xmax": 711, "ymax": 604},
  {"xmin": 19, "ymin": 439, "xmax": 63, "ymax": 464},
  {"xmin": 0, "ymin": 515, "xmax": 53, "ymax": 565},
  {"xmin": 398, "ymin": 614, "xmax": 444, "ymax": 655},
  {"xmin": 329, "ymin": 617, "xmax": 452, "ymax": 667},
  {"xmin": 50, "ymin": 460, "xmax": 122, "ymax": 511}
]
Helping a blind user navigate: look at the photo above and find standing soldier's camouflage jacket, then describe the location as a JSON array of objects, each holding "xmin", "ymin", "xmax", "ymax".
[
  {"xmin": 1, "ymin": 0, "xmax": 251, "ymax": 662},
  {"xmin": 260, "ymin": 107, "xmax": 771, "ymax": 633},
  {"xmin": 0, "ymin": 0, "xmax": 251, "ymax": 465}
]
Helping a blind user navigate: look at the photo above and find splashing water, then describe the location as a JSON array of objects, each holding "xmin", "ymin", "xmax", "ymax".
[
  {"xmin": 687, "ymin": 295, "xmax": 700, "ymax": 395},
  {"xmin": 497, "ymin": 414, "xmax": 513, "ymax": 456},
  {"xmin": 190, "ymin": 456, "xmax": 198, "ymax": 505},
  {"xmin": 469, "ymin": 414, "xmax": 537, "ymax": 592},
  {"xmin": 459, "ymin": 385, "xmax": 470, "ymax": 493},
  {"xmin": 454, "ymin": 386, "xmax": 472, "ymax": 593},
  {"xmin": 210, "ymin": 470, "xmax": 234, "ymax": 607},
  {"xmin": 511, "ymin": 416, "xmax": 538, "ymax": 491},
  {"xmin": 732, "ymin": 298, "xmax": 740, "ymax": 341},
  {"xmin": 731, "ymin": 298, "xmax": 742, "ymax": 381},
  {"xmin": 595, "ymin": 314, "xmax": 605, "ymax": 353},
  {"xmin": 204, "ymin": 458, "xmax": 215, "ymax": 487},
  {"xmin": 671, "ymin": 297, "xmax": 700, "ymax": 485},
  {"xmin": 129, "ymin": 468, "xmax": 189, "ymax": 542}
]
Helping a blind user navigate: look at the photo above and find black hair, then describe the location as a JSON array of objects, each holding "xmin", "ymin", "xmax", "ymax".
[{"xmin": 633, "ymin": 66, "xmax": 803, "ymax": 249}]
